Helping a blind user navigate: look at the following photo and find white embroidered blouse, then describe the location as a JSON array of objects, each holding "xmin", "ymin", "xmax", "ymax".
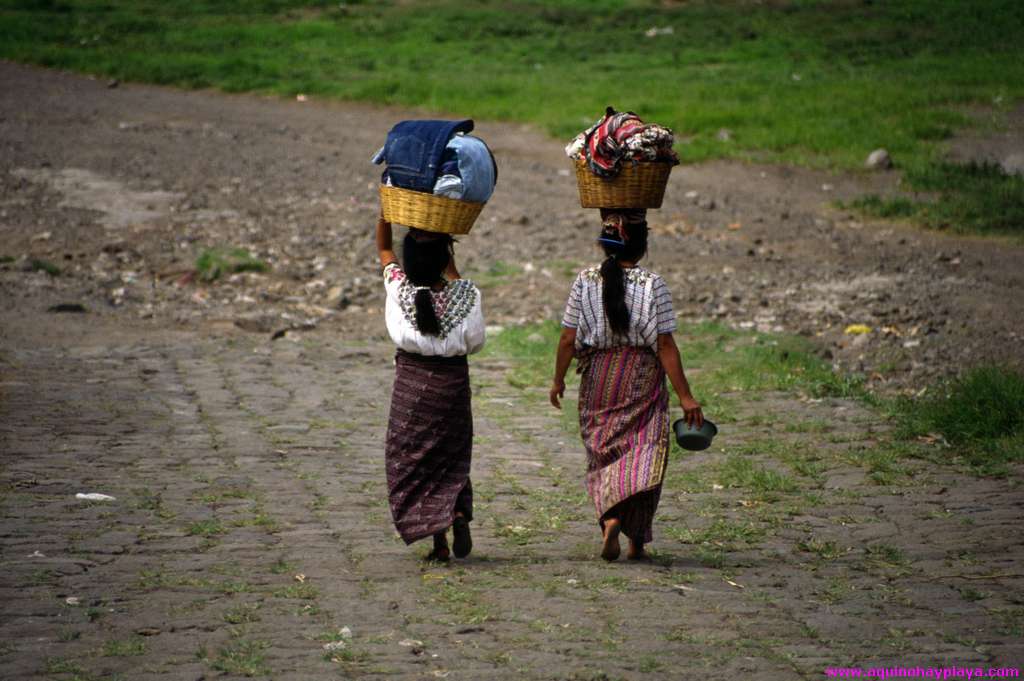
[
  {"xmin": 561, "ymin": 265, "xmax": 676, "ymax": 350},
  {"xmin": 382, "ymin": 262, "xmax": 486, "ymax": 357}
]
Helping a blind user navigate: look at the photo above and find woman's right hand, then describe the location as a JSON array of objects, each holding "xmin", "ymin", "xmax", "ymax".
[
  {"xmin": 549, "ymin": 379, "xmax": 566, "ymax": 409},
  {"xmin": 680, "ymin": 396, "xmax": 703, "ymax": 429}
]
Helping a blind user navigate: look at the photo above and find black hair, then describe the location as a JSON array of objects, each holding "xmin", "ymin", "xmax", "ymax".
[
  {"xmin": 402, "ymin": 230, "xmax": 453, "ymax": 336},
  {"xmin": 598, "ymin": 213, "xmax": 649, "ymax": 337}
]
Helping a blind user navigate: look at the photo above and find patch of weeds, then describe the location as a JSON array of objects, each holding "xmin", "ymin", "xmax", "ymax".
[
  {"xmin": 471, "ymin": 259, "xmax": 524, "ymax": 288},
  {"xmin": 716, "ymin": 455, "xmax": 799, "ymax": 496},
  {"xmin": 195, "ymin": 247, "xmax": 269, "ymax": 282},
  {"xmin": 487, "ymin": 650, "xmax": 513, "ymax": 667},
  {"xmin": 668, "ymin": 518, "xmax": 767, "ymax": 548},
  {"xmin": 219, "ymin": 580, "xmax": 257, "ymax": 595},
  {"xmin": 100, "ymin": 637, "xmax": 146, "ymax": 657},
  {"xmin": 843, "ymin": 195, "xmax": 918, "ymax": 220},
  {"xmin": 134, "ymin": 488, "xmax": 174, "ymax": 518},
  {"xmin": 324, "ymin": 645, "xmax": 369, "ymax": 666},
  {"xmin": 45, "ymin": 657, "xmax": 88, "ymax": 675},
  {"xmin": 957, "ymin": 586, "xmax": 990, "ymax": 602},
  {"xmin": 223, "ymin": 603, "xmax": 262, "ymax": 624},
  {"xmin": 493, "ymin": 519, "xmax": 537, "ymax": 546},
  {"xmin": 197, "ymin": 486, "xmax": 251, "ymax": 503},
  {"xmin": 844, "ymin": 443, "xmax": 913, "ymax": 485},
  {"xmin": 991, "ymin": 608, "xmax": 1024, "ymax": 637},
  {"xmin": 818, "ymin": 576, "xmax": 854, "ymax": 604},
  {"xmin": 138, "ymin": 569, "xmax": 170, "ymax": 589},
  {"xmin": 269, "ymin": 557, "xmax": 295, "ymax": 574},
  {"xmin": 683, "ymin": 322, "xmax": 865, "ymax": 400},
  {"xmin": 186, "ymin": 519, "xmax": 225, "ymax": 537},
  {"xmin": 29, "ymin": 568, "xmax": 56, "ymax": 585},
  {"xmin": 85, "ymin": 606, "xmax": 105, "ymax": 622},
  {"xmin": 30, "ymin": 258, "xmax": 61, "ymax": 276},
  {"xmin": 427, "ymin": 577, "xmax": 493, "ymax": 624},
  {"xmin": 894, "ymin": 365, "xmax": 1024, "ymax": 475},
  {"xmin": 693, "ymin": 545, "xmax": 726, "ymax": 569},
  {"xmin": 210, "ymin": 639, "xmax": 269, "ymax": 677},
  {"xmin": 847, "ymin": 161, "xmax": 1024, "ymax": 236},
  {"xmin": 784, "ymin": 419, "xmax": 833, "ymax": 434},
  {"xmin": 478, "ymin": 321, "xmax": 565, "ymax": 390},
  {"xmin": 637, "ymin": 655, "xmax": 664, "ymax": 673},
  {"xmin": 797, "ymin": 537, "xmax": 845, "ymax": 561},
  {"xmin": 58, "ymin": 628, "xmax": 81, "ymax": 642},
  {"xmin": 273, "ymin": 583, "xmax": 318, "ymax": 600},
  {"xmin": 864, "ymin": 544, "xmax": 911, "ymax": 575}
]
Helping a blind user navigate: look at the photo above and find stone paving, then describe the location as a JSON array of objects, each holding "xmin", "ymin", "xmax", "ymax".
[{"xmin": 2, "ymin": 317, "xmax": 1022, "ymax": 680}]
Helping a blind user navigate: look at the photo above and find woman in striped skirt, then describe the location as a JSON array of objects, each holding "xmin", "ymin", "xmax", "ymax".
[
  {"xmin": 377, "ymin": 217, "xmax": 485, "ymax": 561},
  {"xmin": 550, "ymin": 210, "xmax": 702, "ymax": 561}
]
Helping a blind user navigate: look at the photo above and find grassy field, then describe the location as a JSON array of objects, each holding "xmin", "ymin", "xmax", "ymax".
[
  {"xmin": 484, "ymin": 320, "xmax": 1024, "ymax": 476},
  {"xmin": 2, "ymin": 0, "xmax": 1023, "ymax": 232}
]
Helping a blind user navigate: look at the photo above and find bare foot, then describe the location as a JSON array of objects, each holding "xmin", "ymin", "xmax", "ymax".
[
  {"xmin": 627, "ymin": 541, "xmax": 650, "ymax": 561},
  {"xmin": 601, "ymin": 518, "xmax": 621, "ymax": 561},
  {"xmin": 426, "ymin": 532, "xmax": 450, "ymax": 562}
]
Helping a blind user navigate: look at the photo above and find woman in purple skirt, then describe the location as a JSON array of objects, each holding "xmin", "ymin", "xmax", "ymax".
[
  {"xmin": 376, "ymin": 217, "xmax": 485, "ymax": 561},
  {"xmin": 550, "ymin": 210, "xmax": 702, "ymax": 561}
]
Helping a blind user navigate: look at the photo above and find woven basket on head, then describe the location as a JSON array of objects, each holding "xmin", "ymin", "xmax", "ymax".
[
  {"xmin": 574, "ymin": 159, "xmax": 673, "ymax": 209},
  {"xmin": 379, "ymin": 184, "xmax": 484, "ymax": 235}
]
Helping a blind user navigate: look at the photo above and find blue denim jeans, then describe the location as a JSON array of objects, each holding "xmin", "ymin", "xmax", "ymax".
[{"xmin": 372, "ymin": 119, "xmax": 474, "ymax": 192}]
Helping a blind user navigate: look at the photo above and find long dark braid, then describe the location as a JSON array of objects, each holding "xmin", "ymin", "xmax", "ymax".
[
  {"xmin": 402, "ymin": 230, "xmax": 452, "ymax": 336},
  {"xmin": 598, "ymin": 210, "xmax": 649, "ymax": 338}
]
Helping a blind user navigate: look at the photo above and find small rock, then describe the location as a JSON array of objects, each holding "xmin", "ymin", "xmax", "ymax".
[
  {"xmin": 75, "ymin": 493, "xmax": 116, "ymax": 501},
  {"xmin": 865, "ymin": 148, "xmax": 892, "ymax": 170},
  {"xmin": 107, "ymin": 79, "xmax": 119, "ymax": 89},
  {"xmin": 323, "ymin": 641, "xmax": 346, "ymax": 652},
  {"xmin": 698, "ymin": 197, "xmax": 716, "ymax": 211},
  {"xmin": 526, "ymin": 332, "xmax": 544, "ymax": 343},
  {"xmin": 716, "ymin": 128, "xmax": 733, "ymax": 142},
  {"xmin": 1001, "ymin": 153, "xmax": 1024, "ymax": 176}
]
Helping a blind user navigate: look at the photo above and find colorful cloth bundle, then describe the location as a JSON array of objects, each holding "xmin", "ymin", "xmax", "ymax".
[{"xmin": 566, "ymin": 107, "xmax": 678, "ymax": 178}]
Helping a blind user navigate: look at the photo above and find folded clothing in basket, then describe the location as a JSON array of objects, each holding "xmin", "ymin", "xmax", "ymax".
[
  {"xmin": 565, "ymin": 107, "xmax": 678, "ymax": 179},
  {"xmin": 372, "ymin": 120, "xmax": 497, "ymax": 202}
]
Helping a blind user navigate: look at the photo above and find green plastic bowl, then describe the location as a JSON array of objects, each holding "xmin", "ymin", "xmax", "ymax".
[{"xmin": 672, "ymin": 418, "xmax": 718, "ymax": 451}]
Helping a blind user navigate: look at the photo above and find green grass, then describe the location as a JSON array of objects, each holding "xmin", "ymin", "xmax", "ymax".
[
  {"xmin": 100, "ymin": 637, "xmax": 146, "ymax": 657},
  {"xmin": 681, "ymin": 322, "xmax": 866, "ymax": 400},
  {"xmin": 2, "ymin": 1, "xmax": 1023, "ymax": 233},
  {"xmin": 894, "ymin": 365, "xmax": 1024, "ymax": 475},
  {"xmin": 479, "ymin": 321, "xmax": 563, "ymax": 391},
  {"xmin": 844, "ymin": 162, "xmax": 1024, "ymax": 236},
  {"xmin": 29, "ymin": 258, "xmax": 61, "ymax": 276},
  {"xmin": 210, "ymin": 639, "xmax": 269, "ymax": 677},
  {"xmin": 194, "ymin": 247, "xmax": 269, "ymax": 282}
]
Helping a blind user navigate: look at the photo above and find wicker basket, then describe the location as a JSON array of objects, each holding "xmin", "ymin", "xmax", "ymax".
[
  {"xmin": 574, "ymin": 159, "xmax": 673, "ymax": 209},
  {"xmin": 379, "ymin": 184, "xmax": 484, "ymax": 235}
]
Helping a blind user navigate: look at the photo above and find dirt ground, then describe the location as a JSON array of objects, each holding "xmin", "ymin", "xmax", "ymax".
[{"xmin": 2, "ymin": 61, "xmax": 1023, "ymax": 680}]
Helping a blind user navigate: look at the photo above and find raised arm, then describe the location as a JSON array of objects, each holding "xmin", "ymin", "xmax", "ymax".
[
  {"xmin": 656, "ymin": 332, "xmax": 703, "ymax": 428},
  {"xmin": 376, "ymin": 216, "xmax": 397, "ymax": 269}
]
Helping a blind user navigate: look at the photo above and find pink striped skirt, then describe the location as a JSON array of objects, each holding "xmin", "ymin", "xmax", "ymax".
[{"xmin": 577, "ymin": 345, "xmax": 670, "ymax": 544}]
